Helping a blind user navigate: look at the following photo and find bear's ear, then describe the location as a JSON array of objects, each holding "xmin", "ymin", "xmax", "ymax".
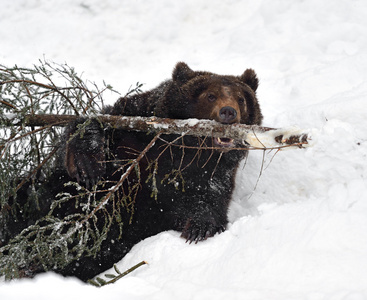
[
  {"xmin": 172, "ymin": 62, "xmax": 195, "ymax": 84},
  {"xmin": 239, "ymin": 69, "xmax": 259, "ymax": 92}
]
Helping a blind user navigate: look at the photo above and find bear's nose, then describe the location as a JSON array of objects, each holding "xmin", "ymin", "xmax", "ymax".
[{"xmin": 219, "ymin": 106, "xmax": 237, "ymax": 123}]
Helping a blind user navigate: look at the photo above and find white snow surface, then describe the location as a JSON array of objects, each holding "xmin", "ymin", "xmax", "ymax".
[{"xmin": 1, "ymin": 0, "xmax": 367, "ymax": 299}]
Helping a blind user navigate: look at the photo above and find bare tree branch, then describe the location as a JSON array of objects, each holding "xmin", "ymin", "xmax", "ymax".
[{"xmin": 2, "ymin": 113, "xmax": 313, "ymax": 150}]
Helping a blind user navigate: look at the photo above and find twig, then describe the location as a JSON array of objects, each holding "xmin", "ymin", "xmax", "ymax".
[
  {"xmin": 0, "ymin": 79, "xmax": 80, "ymax": 115},
  {"xmin": 81, "ymin": 132, "xmax": 163, "ymax": 225},
  {"xmin": 88, "ymin": 261, "xmax": 147, "ymax": 287}
]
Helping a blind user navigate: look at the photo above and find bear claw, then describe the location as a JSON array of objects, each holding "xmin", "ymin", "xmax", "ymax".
[{"xmin": 181, "ymin": 218, "xmax": 226, "ymax": 244}]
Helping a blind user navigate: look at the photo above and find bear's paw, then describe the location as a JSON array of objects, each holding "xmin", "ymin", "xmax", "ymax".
[{"xmin": 181, "ymin": 212, "xmax": 226, "ymax": 244}]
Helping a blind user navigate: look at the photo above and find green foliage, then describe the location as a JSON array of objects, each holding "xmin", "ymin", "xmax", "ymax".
[
  {"xmin": 88, "ymin": 261, "xmax": 147, "ymax": 287},
  {"xmin": 0, "ymin": 59, "xmax": 130, "ymax": 280}
]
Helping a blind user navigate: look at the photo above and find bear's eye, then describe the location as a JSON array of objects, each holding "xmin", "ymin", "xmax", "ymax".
[
  {"xmin": 238, "ymin": 97, "xmax": 245, "ymax": 105},
  {"xmin": 208, "ymin": 94, "xmax": 216, "ymax": 102}
]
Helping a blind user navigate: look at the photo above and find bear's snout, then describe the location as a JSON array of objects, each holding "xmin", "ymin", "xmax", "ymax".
[{"xmin": 219, "ymin": 106, "xmax": 237, "ymax": 124}]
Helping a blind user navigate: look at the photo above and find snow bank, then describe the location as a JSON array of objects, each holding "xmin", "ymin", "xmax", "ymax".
[{"xmin": 1, "ymin": 0, "xmax": 367, "ymax": 299}]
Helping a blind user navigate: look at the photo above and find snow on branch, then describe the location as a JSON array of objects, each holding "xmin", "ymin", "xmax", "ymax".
[{"xmin": 3, "ymin": 113, "xmax": 313, "ymax": 150}]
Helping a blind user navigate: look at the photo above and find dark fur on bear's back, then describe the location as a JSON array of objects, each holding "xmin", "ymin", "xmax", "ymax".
[{"xmin": 7, "ymin": 63, "xmax": 263, "ymax": 281}]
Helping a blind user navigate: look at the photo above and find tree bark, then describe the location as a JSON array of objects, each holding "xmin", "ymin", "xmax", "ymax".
[{"xmin": 2, "ymin": 114, "xmax": 312, "ymax": 149}]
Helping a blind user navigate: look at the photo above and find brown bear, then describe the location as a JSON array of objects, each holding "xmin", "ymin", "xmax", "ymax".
[{"xmin": 3, "ymin": 62, "xmax": 262, "ymax": 281}]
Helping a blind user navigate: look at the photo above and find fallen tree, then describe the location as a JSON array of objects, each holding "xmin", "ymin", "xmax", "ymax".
[{"xmin": 1, "ymin": 59, "xmax": 312, "ymax": 152}]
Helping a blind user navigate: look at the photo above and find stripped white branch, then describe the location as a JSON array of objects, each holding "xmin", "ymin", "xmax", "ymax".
[{"xmin": 3, "ymin": 114, "xmax": 314, "ymax": 150}]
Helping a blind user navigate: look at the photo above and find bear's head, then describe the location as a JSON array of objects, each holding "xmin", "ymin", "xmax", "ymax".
[{"xmin": 163, "ymin": 62, "xmax": 263, "ymax": 130}]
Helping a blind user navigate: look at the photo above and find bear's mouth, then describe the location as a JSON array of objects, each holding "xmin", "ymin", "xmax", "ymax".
[{"xmin": 214, "ymin": 137, "xmax": 235, "ymax": 148}]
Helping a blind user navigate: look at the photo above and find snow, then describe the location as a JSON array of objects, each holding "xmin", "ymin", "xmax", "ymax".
[{"xmin": 1, "ymin": 0, "xmax": 367, "ymax": 299}]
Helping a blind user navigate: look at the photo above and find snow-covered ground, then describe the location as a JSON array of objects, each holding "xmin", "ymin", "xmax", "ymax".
[{"xmin": 1, "ymin": 0, "xmax": 367, "ymax": 299}]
